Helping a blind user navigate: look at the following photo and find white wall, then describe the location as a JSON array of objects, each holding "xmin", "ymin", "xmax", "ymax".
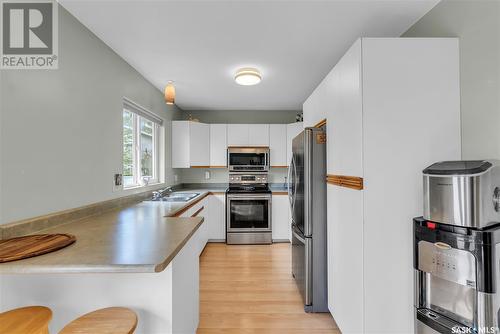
[
  {"xmin": 403, "ymin": 0, "xmax": 500, "ymax": 160},
  {"xmin": 0, "ymin": 5, "xmax": 182, "ymax": 224}
]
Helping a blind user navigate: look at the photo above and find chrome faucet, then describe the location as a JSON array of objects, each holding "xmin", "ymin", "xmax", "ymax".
[{"xmin": 152, "ymin": 186, "xmax": 173, "ymax": 200}]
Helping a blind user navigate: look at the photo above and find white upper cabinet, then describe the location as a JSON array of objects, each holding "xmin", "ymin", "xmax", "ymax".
[
  {"xmin": 327, "ymin": 40, "xmax": 363, "ymax": 176},
  {"xmin": 174, "ymin": 122, "xmax": 302, "ymax": 168},
  {"xmin": 172, "ymin": 121, "xmax": 210, "ymax": 168},
  {"xmin": 227, "ymin": 124, "xmax": 249, "ymax": 146},
  {"xmin": 172, "ymin": 121, "xmax": 191, "ymax": 168},
  {"xmin": 228, "ymin": 124, "xmax": 269, "ymax": 146},
  {"xmin": 190, "ymin": 122, "xmax": 210, "ymax": 167},
  {"xmin": 269, "ymin": 124, "xmax": 287, "ymax": 167},
  {"xmin": 248, "ymin": 124, "xmax": 269, "ymax": 146},
  {"xmin": 209, "ymin": 124, "xmax": 227, "ymax": 167},
  {"xmin": 303, "ymin": 79, "xmax": 327, "ymax": 128},
  {"xmin": 286, "ymin": 122, "xmax": 303, "ymax": 166}
]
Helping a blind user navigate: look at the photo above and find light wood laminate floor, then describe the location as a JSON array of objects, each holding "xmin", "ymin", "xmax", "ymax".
[{"xmin": 197, "ymin": 243, "xmax": 339, "ymax": 334}]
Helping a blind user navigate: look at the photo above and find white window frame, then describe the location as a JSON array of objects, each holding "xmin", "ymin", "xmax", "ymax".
[{"xmin": 122, "ymin": 98, "xmax": 163, "ymax": 189}]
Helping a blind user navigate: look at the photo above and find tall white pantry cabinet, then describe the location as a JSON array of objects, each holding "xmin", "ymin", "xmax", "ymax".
[{"xmin": 304, "ymin": 38, "xmax": 461, "ymax": 333}]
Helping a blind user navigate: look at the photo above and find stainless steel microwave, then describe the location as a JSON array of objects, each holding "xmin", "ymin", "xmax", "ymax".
[{"xmin": 227, "ymin": 147, "xmax": 270, "ymax": 172}]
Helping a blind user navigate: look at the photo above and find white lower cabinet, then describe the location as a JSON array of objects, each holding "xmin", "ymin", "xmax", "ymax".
[
  {"xmin": 327, "ymin": 184, "xmax": 364, "ymax": 333},
  {"xmin": 180, "ymin": 197, "xmax": 209, "ymax": 255},
  {"xmin": 180, "ymin": 193, "xmax": 292, "ymax": 246},
  {"xmin": 272, "ymin": 194, "xmax": 290, "ymax": 241},
  {"xmin": 207, "ymin": 194, "xmax": 226, "ymax": 241},
  {"xmin": 180, "ymin": 193, "xmax": 226, "ymax": 249}
]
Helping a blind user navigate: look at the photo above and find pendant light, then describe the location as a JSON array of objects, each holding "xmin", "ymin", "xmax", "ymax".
[{"xmin": 164, "ymin": 81, "xmax": 175, "ymax": 105}]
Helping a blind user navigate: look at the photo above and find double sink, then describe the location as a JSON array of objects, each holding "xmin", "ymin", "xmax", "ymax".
[{"xmin": 149, "ymin": 192, "xmax": 200, "ymax": 203}]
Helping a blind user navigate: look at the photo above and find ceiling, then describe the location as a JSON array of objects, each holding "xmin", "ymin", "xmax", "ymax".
[{"xmin": 59, "ymin": 0, "xmax": 439, "ymax": 111}]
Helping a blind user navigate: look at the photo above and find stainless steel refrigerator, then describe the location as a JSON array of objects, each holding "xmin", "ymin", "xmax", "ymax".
[{"xmin": 288, "ymin": 127, "xmax": 328, "ymax": 313}]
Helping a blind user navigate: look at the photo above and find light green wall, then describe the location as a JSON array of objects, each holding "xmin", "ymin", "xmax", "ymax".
[
  {"xmin": 180, "ymin": 168, "xmax": 288, "ymax": 185},
  {"xmin": 0, "ymin": 5, "xmax": 183, "ymax": 224},
  {"xmin": 403, "ymin": 0, "xmax": 500, "ymax": 159},
  {"xmin": 177, "ymin": 110, "xmax": 300, "ymax": 124}
]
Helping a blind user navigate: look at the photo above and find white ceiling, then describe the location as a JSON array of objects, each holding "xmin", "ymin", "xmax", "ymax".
[{"xmin": 60, "ymin": 0, "xmax": 439, "ymax": 111}]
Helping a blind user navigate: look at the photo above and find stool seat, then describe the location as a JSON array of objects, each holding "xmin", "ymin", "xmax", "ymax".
[
  {"xmin": 59, "ymin": 307, "xmax": 137, "ymax": 334},
  {"xmin": 0, "ymin": 306, "xmax": 52, "ymax": 334}
]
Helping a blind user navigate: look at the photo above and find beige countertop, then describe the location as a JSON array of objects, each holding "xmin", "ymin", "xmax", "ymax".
[{"xmin": 0, "ymin": 190, "xmax": 213, "ymax": 274}]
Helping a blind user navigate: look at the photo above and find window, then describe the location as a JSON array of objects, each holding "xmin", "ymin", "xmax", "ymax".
[{"xmin": 122, "ymin": 98, "xmax": 163, "ymax": 188}]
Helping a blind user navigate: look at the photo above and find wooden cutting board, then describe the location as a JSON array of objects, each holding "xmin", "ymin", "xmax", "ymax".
[{"xmin": 0, "ymin": 234, "xmax": 76, "ymax": 263}]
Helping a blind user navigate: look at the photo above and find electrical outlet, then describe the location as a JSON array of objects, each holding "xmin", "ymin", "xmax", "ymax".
[
  {"xmin": 113, "ymin": 173, "xmax": 123, "ymax": 192},
  {"xmin": 205, "ymin": 171, "xmax": 210, "ymax": 180},
  {"xmin": 174, "ymin": 174, "xmax": 178, "ymax": 183},
  {"xmin": 114, "ymin": 173, "xmax": 122, "ymax": 186}
]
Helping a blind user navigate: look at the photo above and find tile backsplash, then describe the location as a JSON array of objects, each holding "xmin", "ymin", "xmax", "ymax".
[{"xmin": 179, "ymin": 168, "xmax": 288, "ymax": 185}]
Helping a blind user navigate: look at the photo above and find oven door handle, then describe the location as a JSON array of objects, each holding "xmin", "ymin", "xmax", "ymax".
[{"xmin": 227, "ymin": 194, "xmax": 271, "ymax": 200}]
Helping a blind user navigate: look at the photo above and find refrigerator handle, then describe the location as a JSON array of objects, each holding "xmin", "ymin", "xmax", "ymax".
[
  {"xmin": 292, "ymin": 154, "xmax": 298, "ymax": 210},
  {"xmin": 289, "ymin": 154, "xmax": 297, "ymax": 212},
  {"xmin": 287, "ymin": 157, "xmax": 293, "ymax": 208},
  {"xmin": 292, "ymin": 225, "xmax": 305, "ymax": 244}
]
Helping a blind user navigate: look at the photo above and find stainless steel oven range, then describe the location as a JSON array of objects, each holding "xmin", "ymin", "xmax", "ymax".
[{"xmin": 226, "ymin": 173, "xmax": 272, "ymax": 244}]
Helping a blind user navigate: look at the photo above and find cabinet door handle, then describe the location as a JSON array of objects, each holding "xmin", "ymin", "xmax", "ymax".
[{"xmin": 192, "ymin": 206, "xmax": 204, "ymax": 217}]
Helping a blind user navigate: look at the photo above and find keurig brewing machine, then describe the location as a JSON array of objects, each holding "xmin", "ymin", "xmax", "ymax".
[{"xmin": 414, "ymin": 160, "xmax": 500, "ymax": 333}]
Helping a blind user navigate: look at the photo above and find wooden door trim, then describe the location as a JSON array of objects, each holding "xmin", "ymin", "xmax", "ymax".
[
  {"xmin": 326, "ymin": 174, "xmax": 363, "ymax": 190},
  {"xmin": 314, "ymin": 119, "xmax": 327, "ymax": 128}
]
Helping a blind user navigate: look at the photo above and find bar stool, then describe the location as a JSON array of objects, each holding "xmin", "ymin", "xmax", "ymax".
[
  {"xmin": 59, "ymin": 307, "xmax": 137, "ymax": 334},
  {"xmin": 0, "ymin": 306, "xmax": 52, "ymax": 334}
]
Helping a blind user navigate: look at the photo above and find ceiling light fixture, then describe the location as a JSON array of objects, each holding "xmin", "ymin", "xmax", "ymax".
[
  {"xmin": 234, "ymin": 68, "xmax": 261, "ymax": 86},
  {"xmin": 164, "ymin": 81, "xmax": 175, "ymax": 105}
]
